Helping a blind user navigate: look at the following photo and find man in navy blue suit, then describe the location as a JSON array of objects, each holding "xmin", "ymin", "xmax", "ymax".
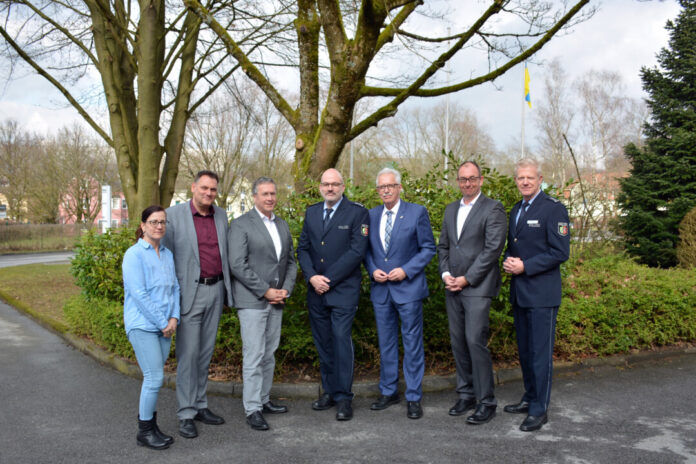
[
  {"xmin": 297, "ymin": 168, "xmax": 369, "ymax": 421},
  {"xmin": 365, "ymin": 168, "xmax": 436, "ymax": 420},
  {"xmin": 503, "ymin": 158, "xmax": 570, "ymax": 432}
]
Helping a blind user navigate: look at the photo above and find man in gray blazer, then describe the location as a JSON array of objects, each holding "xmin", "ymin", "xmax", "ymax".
[
  {"xmin": 437, "ymin": 161, "xmax": 507, "ymax": 425},
  {"xmin": 162, "ymin": 170, "xmax": 233, "ymax": 439},
  {"xmin": 228, "ymin": 177, "xmax": 297, "ymax": 432}
]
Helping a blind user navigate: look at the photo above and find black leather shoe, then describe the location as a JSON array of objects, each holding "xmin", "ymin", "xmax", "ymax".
[
  {"xmin": 246, "ymin": 411, "xmax": 270, "ymax": 431},
  {"xmin": 371, "ymin": 393, "xmax": 400, "ymax": 410},
  {"xmin": 448, "ymin": 398, "xmax": 477, "ymax": 416},
  {"xmin": 335, "ymin": 400, "xmax": 353, "ymax": 421},
  {"xmin": 194, "ymin": 408, "xmax": 225, "ymax": 425},
  {"xmin": 520, "ymin": 413, "xmax": 548, "ymax": 432},
  {"xmin": 407, "ymin": 401, "xmax": 423, "ymax": 419},
  {"xmin": 503, "ymin": 400, "xmax": 530, "ymax": 414},
  {"xmin": 312, "ymin": 393, "xmax": 336, "ymax": 411},
  {"xmin": 152, "ymin": 412, "xmax": 174, "ymax": 445},
  {"xmin": 137, "ymin": 417, "xmax": 170, "ymax": 450},
  {"xmin": 263, "ymin": 401, "xmax": 288, "ymax": 414},
  {"xmin": 178, "ymin": 419, "xmax": 198, "ymax": 438},
  {"xmin": 466, "ymin": 404, "xmax": 496, "ymax": 425}
]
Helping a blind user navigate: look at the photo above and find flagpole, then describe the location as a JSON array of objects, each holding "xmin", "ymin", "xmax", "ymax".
[
  {"xmin": 521, "ymin": 86, "xmax": 525, "ymax": 159},
  {"xmin": 521, "ymin": 63, "xmax": 526, "ymax": 159}
]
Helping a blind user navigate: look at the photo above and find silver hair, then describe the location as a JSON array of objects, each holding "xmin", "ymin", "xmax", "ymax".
[
  {"xmin": 375, "ymin": 167, "xmax": 402, "ymax": 186},
  {"xmin": 252, "ymin": 176, "xmax": 276, "ymax": 195},
  {"xmin": 514, "ymin": 158, "xmax": 542, "ymax": 177}
]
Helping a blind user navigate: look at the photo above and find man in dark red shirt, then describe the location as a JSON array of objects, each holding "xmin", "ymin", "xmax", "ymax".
[{"xmin": 162, "ymin": 170, "xmax": 234, "ymax": 439}]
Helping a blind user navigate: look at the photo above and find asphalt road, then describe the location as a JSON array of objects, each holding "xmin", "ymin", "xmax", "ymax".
[
  {"xmin": 0, "ymin": 251, "xmax": 73, "ymax": 268},
  {"xmin": 1, "ymin": 299, "xmax": 696, "ymax": 464}
]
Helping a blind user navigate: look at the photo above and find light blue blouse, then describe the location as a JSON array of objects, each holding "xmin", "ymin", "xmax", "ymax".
[{"xmin": 122, "ymin": 238, "xmax": 180, "ymax": 336}]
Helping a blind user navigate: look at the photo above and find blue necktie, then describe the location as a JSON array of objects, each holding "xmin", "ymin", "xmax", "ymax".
[
  {"xmin": 384, "ymin": 210, "xmax": 393, "ymax": 251},
  {"xmin": 323, "ymin": 208, "xmax": 333, "ymax": 230},
  {"xmin": 517, "ymin": 201, "xmax": 530, "ymax": 226}
]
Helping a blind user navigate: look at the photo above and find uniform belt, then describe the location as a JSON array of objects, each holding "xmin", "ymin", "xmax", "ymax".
[{"xmin": 199, "ymin": 274, "xmax": 223, "ymax": 285}]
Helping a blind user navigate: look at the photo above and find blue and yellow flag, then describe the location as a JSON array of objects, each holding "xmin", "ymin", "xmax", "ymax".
[{"xmin": 524, "ymin": 64, "xmax": 531, "ymax": 109}]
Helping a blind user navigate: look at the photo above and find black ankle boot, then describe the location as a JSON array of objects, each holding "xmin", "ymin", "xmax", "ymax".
[
  {"xmin": 137, "ymin": 416, "xmax": 170, "ymax": 450},
  {"xmin": 152, "ymin": 412, "xmax": 174, "ymax": 445}
]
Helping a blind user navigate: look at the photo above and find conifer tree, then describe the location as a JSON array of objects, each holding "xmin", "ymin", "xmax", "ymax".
[{"xmin": 618, "ymin": 0, "xmax": 696, "ymax": 267}]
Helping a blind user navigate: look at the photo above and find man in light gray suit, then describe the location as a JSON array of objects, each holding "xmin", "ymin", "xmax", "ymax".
[
  {"xmin": 162, "ymin": 170, "xmax": 233, "ymax": 439},
  {"xmin": 438, "ymin": 161, "xmax": 507, "ymax": 425},
  {"xmin": 228, "ymin": 177, "xmax": 297, "ymax": 431}
]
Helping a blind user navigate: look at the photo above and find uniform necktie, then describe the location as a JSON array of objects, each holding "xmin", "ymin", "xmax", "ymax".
[
  {"xmin": 385, "ymin": 210, "xmax": 393, "ymax": 251},
  {"xmin": 517, "ymin": 201, "xmax": 530, "ymax": 226},
  {"xmin": 324, "ymin": 207, "xmax": 333, "ymax": 229}
]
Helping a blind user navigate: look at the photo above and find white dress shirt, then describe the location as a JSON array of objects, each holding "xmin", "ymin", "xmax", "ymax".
[
  {"xmin": 442, "ymin": 192, "xmax": 481, "ymax": 279},
  {"xmin": 457, "ymin": 192, "xmax": 481, "ymax": 240},
  {"xmin": 255, "ymin": 207, "xmax": 282, "ymax": 261},
  {"xmin": 379, "ymin": 200, "xmax": 401, "ymax": 250}
]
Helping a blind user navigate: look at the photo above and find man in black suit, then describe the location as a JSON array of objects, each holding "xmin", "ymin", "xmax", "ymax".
[
  {"xmin": 297, "ymin": 168, "xmax": 369, "ymax": 421},
  {"xmin": 438, "ymin": 161, "xmax": 507, "ymax": 425},
  {"xmin": 503, "ymin": 158, "xmax": 570, "ymax": 432}
]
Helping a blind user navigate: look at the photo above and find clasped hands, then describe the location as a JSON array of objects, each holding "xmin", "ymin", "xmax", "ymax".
[
  {"xmin": 372, "ymin": 267, "xmax": 406, "ymax": 283},
  {"xmin": 443, "ymin": 274, "xmax": 468, "ymax": 292},
  {"xmin": 264, "ymin": 287, "xmax": 289, "ymax": 304},
  {"xmin": 309, "ymin": 275, "xmax": 331, "ymax": 295},
  {"xmin": 502, "ymin": 256, "xmax": 524, "ymax": 275}
]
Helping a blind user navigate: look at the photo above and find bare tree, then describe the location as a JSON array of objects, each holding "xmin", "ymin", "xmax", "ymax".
[
  {"xmin": 181, "ymin": 82, "xmax": 295, "ymax": 208},
  {"xmin": 182, "ymin": 91, "xmax": 256, "ymax": 210},
  {"xmin": 576, "ymin": 70, "xmax": 647, "ymax": 173},
  {"xmin": 188, "ymin": 0, "xmax": 594, "ymax": 189},
  {"xmin": 373, "ymin": 102, "xmax": 496, "ymax": 175},
  {"xmin": 534, "ymin": 58, "xmax": 576, "ymax": 188},
  {"xmin": 0, "ymin": 120, "xmax": 39, "ymax": 221},
  {"xmin": 55, "ymin": 125, "xmax": 119, "ymax": 227},
  {"xmin": 27, "ymin": 142, "xmax": 64, "ymax": 223},
  {"xmin": 0, "ymin": 0, "xmax": 287, "ymax": 213}
]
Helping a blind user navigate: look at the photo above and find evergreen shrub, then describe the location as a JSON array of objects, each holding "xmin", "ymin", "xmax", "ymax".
[
  {"xmin": 64, "ymin": 160, "xmax": 696, "ymax": 378},
  {"xmin": 676, "ymin": 206, "xmax": 696, "ymax": 268}
]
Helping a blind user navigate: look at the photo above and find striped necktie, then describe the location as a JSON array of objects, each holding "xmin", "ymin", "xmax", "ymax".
[{"xmin": 385, "ymin": 210, "xmax": 393, "ymax": 251}]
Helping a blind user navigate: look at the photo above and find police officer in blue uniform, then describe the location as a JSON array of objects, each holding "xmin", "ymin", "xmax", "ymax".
[
  {"xmin": 297, "ymin": 168, "xmax": 369, "ymax": 421},
  {"xmin": 502, "ymin": 158, "xmax": 570, "ymax": 432}
]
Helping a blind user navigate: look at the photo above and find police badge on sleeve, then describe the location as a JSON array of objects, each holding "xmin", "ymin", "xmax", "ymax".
[
  {"xmin": 361, "ymin": 224, "xmax": 369, "ymax": 236},
  {"xmin": 558, "ymin": 222, "xmax": 569, "ymax": 236}
]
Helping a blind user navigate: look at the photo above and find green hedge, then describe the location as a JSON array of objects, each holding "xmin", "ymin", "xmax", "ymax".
[
  {"xmin": 64, "ymin": 161, "xmax": 696, "ymax": 375},
  {"xmin": 557, "ymin": 252, "xmax": 696, "ymax": 357}
]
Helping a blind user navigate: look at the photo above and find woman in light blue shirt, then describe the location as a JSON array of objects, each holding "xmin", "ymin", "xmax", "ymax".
[{"xmin": 123, "ymin": 205, "xmax": 180, "ymax": 450}]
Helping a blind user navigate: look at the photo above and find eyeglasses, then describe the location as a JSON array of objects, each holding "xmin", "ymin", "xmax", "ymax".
[
  {"xmin": 376, "ymin": 183, "xmax": 400, "ymax": 191},
  {"xmin": 456, "ymin": 176, "xmax": 481, "ymax": 184},
  {"xmin": 147, "ymin": 220, "xmax": 167, "ymax": 227},
  {"xmin": 320, "ymin": 182, "xmax": 343, "ymax": 188}
]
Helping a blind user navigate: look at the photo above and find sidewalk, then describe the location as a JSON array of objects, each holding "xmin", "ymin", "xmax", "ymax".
[{"xmin": 2, "ymin": 298, "xmax": 695, "ymax": 464}]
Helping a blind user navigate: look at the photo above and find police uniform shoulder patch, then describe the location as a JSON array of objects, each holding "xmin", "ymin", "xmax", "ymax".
[
  {"xmin": 557, "ymin": 222, "xmax": 569, "ymax": 236},
  {"xmin": 548, "ymin": 196, "xmax": 559, "ymax": 203},
  {"xmin": 353, "ymin": 201, "xmax": 366, "ymax": 208},
  {"xmin": 361, "ymin": 224, "xmax": 369, "ymax": 236}
]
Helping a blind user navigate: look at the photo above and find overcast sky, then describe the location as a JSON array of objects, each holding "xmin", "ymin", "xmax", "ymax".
[{"xmin": 0, "ymin": 0, "xmax": 683, "ymax": 154}]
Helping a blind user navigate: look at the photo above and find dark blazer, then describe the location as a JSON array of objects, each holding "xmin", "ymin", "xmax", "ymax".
[
  {"xmin": 161, "ymin": 201, "xmax": 233, "ymax": 314},
  {"xmin": 227, "ymin": 209, "xmax": 297, "ymax": 309},
  {"xmin": 504, "ymin": 190, "xmax": 570, "ymax": 308},
  {"xmin": 437, "ymin": 193, "xmax": 507, "ymax": 297},
  {"xmin": 297, "ymin": 197, "xmax": 369, "ymax": 308},
  {"xmin": 364, "ymin": 201, "xmax": 436, "ymax": 305}
]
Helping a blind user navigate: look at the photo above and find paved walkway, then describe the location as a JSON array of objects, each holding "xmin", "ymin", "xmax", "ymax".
[
  {"xmin": 2, "ymin": 299, "xmax": 696, "ymax": 464},
  {"xmin": 0, "ymin": 251, "xmax": 73, "ymax": 268}
]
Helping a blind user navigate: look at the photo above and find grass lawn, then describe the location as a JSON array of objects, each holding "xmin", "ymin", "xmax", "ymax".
[{"xmin": 0, "ymin": 263, "xmax": 79, "ymax": 330}]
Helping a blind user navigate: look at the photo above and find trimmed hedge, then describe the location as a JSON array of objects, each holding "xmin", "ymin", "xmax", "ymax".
[{"xmin": 64, "ymin": 161, "xmax": 696, "ymax": 376}]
